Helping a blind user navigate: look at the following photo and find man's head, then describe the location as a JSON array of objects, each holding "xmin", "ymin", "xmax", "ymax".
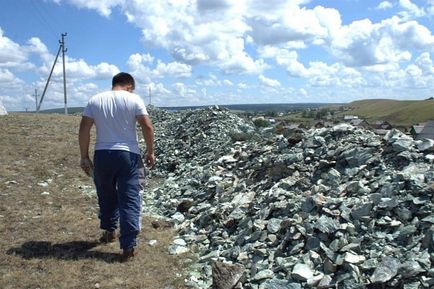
[{"xmin": 112, "ymin": 72, "xmax": 135, "ymax": 92}]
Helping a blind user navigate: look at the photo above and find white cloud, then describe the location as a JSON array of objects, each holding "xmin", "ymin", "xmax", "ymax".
[
  {"xmin": 377, "ymin": 1, "xmax": 393, "ymax": 10},
  {"xmin": 94, "ymin": 63, "xmax": 120, "ymax": 79},
  {"xmin": 25, "ymin": 37, "xmax": 51, "ymax": 63},
  {"xmin": 428, "ymin": 1, "xmax": 434, "ymax": 15},
  {"xmin": 127, "ymin": 53, "xmax": 153, "ymax": 83},
  {"xmin": 414, "ymin": 52, "xmax": 434, "ymax": 74},
  {"xmin": 128, "ymin": 53, "xmax": 192, "ymax": 80},
  {"xmin": 391, "ymin": 19, "xmax": 434, "ymax": 50},
  {"xmin": 259, "ymin": 75, "xmax": 281, "ymax": 88},
  {"xmin": 0, "ymin": 28, "xmax": 28, "ymax": 68},
  {"xmin": 141, "ymin": 53, "xmax": 154, "ymax": 64},
  {"xmin": 201, "ymin": 87, "xmax": 207, "ymax": 97},
  {"xmin": 122, "ymin": 1, "xmax": 269, "ymax": 75},
  {"xmin": 275, "ymin": 50, "xmax": 309, "ymax": 77},
  {"xmin": 153, "ymin": 83, "xmax": 171, "ymax": 96},
  {"xmin": 173, "ymin": 82, "xmax": 186, "ymax": 97},
  {"xmin": 197, "ymin": 0, "xmax": 230, "ymax": 12},
  {"xmin": 398, "ymin": 0, "xmax": 425, "ymax": 19},
  {"xmin": 45, "ymin": 57, "xmax": 119, "ymax": 82},
  {"xmin": 170, "ymin": 82, "xmax": 198, "ymax": 104},
  {"xmin": 307, "ymin": 62, "xmax": 365, "ymax": 88},
  {"xmin": 247, "ymin": 4, "xmax": 338, "ymax": 46},
  {"xmin": 153, "ymin": 61, "xmax": 192, "ymax": 78},
  {"xmin": 0, "ymin": 30, "xmax": 122, "ymax": 110},
  {"xmin": 56, "ymin": 0, "xmax": 123, "ymax": 17},
  {"xmin": 223, "ymin": 79, "xmax": 233, "ymax": 86},
  {"xmin": 0, "ymin": 68, "xmax": 17, "ymax": 83},
  {"xmin": 237, "ymin": 82, "xmax": 248, "ymax": 89},
  {"xmin": 329, "ymin": 17, "xmax": 434, "ymax": 67},
  {"xmin": 61, "ymin": 59, "xmax": 96, "ymax": 79},
  {"xmin": 220, "ymin": 53, "xmax": 267, "ymax": 75},
  {"xmin": 195, "ymin": 74, "xmax": 234, "ymax": 87}
]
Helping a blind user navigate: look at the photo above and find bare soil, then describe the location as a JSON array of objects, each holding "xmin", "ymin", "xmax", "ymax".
[{"xmin": 0, "ymin": 113, "xmax": 189, "ymax": 289}]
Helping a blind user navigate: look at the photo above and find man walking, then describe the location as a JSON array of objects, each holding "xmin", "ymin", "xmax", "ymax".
[{"xmin": 79, "ymin": 72, "xmax": 155, "ymax": 262}]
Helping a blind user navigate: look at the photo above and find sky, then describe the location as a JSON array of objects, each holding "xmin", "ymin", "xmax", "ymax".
[{"xmin": 0, "ymin": 0, "xmax": 434, "ymax": 111}]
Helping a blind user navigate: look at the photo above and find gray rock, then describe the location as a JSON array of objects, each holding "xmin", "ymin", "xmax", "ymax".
[
  {"xmin": 318, "ymin": 275, "xmax": 333, "ymax": 287},
  {"xmin": 253, "ymin": 269, "xmax": 274, "ymax": 281},
  {"xmin": 168, "ymin": 244, "xmax": 189, "ymax": 255},
  {"xmin": 392, "ymin": 138, "xmax": 414, "ymax": 152},
  {"xmin": 350, "ymin": 203, "xmax": 373, "ymax": 220},
  {"xmin": 415, "ymin": 138, "xmax": 434, "ymax": 151},
  {"xmin": 259, "ymin": 280, "xmax": 301, "ymax": 289},
  {"xmin": 403, "ymin": 282, "xmax": 422, "ymax": 289},
  {"xmin": 267, "ymin": 218, "xmax": 282, "ymax": 234},
  {"xmin": 212, "ymin": 262, "xmax": 244, "ymax": 289},
  {"xmin": 343, "ymin": 252, "xmax": 366, "ymax": 264},
  {"xmin": 292, "ymin": 263, "xmax": 314, "ymax": 281},
  {"xmin": 314, "ymin": 215, "xmax": 340, "ymax": 234},
  {"xmin": 370, "ymin": 257, "xmax": 400, "ymax": 283},
  {"xmin": 400, "ymin": 260, "xmax": 425, "ymax": 278}
]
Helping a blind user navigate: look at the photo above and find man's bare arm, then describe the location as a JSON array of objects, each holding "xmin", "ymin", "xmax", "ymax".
[
  {"xmin": 79, "ymin": 116, "xmax": 94, "ymax": 176},
  {"xmin": 136, "ymin": 114, "xmax": 155, "ymax": 167}
]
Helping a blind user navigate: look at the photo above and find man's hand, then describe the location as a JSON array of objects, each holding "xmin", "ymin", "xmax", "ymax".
[
  {"xmin": 137, "ymin": 115, "xmax": 155, "ymax": 169},
  {"xmin": 80, "ymin": 157, "xmax": 94, "ymax": 177},
  {"xmin": 145, "ymin": 152, "xmax": 155, "ymax": 168}
]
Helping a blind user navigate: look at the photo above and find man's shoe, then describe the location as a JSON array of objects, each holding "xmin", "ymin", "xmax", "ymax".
[
  {"xmin": 121, "ymin": 247, "xmax": 137, "ymax": 262},
  {"xmin": 99, "ymin": 230, "xmax": 117, "ymax": 243}
]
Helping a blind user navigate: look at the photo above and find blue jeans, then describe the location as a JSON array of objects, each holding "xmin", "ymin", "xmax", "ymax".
[{"xmin": 93, "ymin": 150, "xmax": 145, "ymax": 249}]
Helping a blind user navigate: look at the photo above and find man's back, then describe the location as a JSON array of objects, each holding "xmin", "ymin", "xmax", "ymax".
[{"xmin": 83, "ymin": 90, "xmax": 148, "ymax": 154}]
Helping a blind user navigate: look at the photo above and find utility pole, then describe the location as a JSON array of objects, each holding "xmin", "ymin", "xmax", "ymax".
[
  {"xmin": 37, "ymin": 44, "xmax": 62, "ymax": 112},
  {"xmin": 37, "ymin": 33, "xmax": 68, "ymax": 112},
  {"xmin": 148, "ymin": 86, "xmax": 152, "ymax": 105},
  {"xmin": 61, "ymin": 33, "xmax": 68, "ymax": 115},
  {"xmin": 33, "ymin": 89, "xmax": 38, "ymax": 112}
]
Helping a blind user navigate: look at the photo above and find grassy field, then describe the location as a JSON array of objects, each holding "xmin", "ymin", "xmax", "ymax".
[
  {"xmin": 347, "ymin": 99, "xmax": 434, "ymax": 126},
  {"xmin": 0, "ymin": 113, "xmax": 188, "ymax": 289}
]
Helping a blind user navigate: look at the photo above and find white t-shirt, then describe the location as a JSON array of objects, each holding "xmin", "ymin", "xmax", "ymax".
[{"xmin": 83, "ymin": 90, "xmax": 148, "ymax": 155}]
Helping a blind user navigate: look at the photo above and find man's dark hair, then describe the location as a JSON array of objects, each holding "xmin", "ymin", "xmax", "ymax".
[{"xmin": 112, "ymin": 72, "xmax": 135, "ymax": 89}]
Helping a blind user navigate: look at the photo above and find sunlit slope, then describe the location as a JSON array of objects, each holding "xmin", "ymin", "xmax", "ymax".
[{"xmin": 347, "ymin": 99, "xmax": 434, "ymax": 126}]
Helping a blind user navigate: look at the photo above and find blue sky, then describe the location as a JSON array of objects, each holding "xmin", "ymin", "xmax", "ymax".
[{"xmin": 0, "ymin": 0, "xmax": 433, "ymax": 111}]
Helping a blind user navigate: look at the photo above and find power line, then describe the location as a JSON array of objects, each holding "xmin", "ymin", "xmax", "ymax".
[{"xmin": 29, "ymin": 0, "xmax": 59, "ymax": 42}]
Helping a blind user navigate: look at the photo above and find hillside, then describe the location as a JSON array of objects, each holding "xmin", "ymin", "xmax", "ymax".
[{"xmin": 346, "ymin": 98, "xmax": 434, "ymax": 126}]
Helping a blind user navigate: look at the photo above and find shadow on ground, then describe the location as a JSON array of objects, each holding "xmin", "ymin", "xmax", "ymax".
[{"xmin": 7, "ymin": 240, "xmax": 119, "ymax": 263}]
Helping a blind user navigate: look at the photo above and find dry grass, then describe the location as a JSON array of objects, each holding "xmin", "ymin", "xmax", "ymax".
[
  {"xmin": 0, "ymin": 113, "xmax": 189, "ymax": 289},
  {"xmin": 348, "ymin": 99, "xmax": 434, "ymax": 126}
]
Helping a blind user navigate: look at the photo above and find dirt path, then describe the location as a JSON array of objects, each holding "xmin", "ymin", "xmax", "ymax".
[{"xmin": 0, "ymin": 113, "xmax": 188, "ymax": 289}]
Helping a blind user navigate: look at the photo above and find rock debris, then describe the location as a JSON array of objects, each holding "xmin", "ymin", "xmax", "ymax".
[{"xmin": 140, "ymin": 106, "xmax": 434, "ymax": 289}]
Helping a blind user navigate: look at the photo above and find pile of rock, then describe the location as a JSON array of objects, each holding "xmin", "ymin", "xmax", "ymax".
[{"xmin": 140, "ymin": 106, "xmax": 434, "ymax": 289}]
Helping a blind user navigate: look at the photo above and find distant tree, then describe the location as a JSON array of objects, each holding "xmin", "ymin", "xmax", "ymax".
[
  {"xmin": 314, "ymin": 108, "xmax": 330, "ymax": 119},
  {"xmin": 254, "ymin": 118, "xmax": 269, "ymax": 127},
  {"xmin": 264, "ymin": 110, "xmax": 277, "ymax": 117},
  {"xmin": 302, "ymin": 109, "xmax": 315, "ymax": 118}
]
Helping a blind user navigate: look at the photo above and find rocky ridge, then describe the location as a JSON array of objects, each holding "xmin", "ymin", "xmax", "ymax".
[{"xmin": 140, "ymin": 106, "xmax": 434, "ymax": 289}]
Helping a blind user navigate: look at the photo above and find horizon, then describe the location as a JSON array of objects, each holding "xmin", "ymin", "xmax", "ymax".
[{"xmin": 13, "ymin": 97, "xmax": 434, "ymax": 114}]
